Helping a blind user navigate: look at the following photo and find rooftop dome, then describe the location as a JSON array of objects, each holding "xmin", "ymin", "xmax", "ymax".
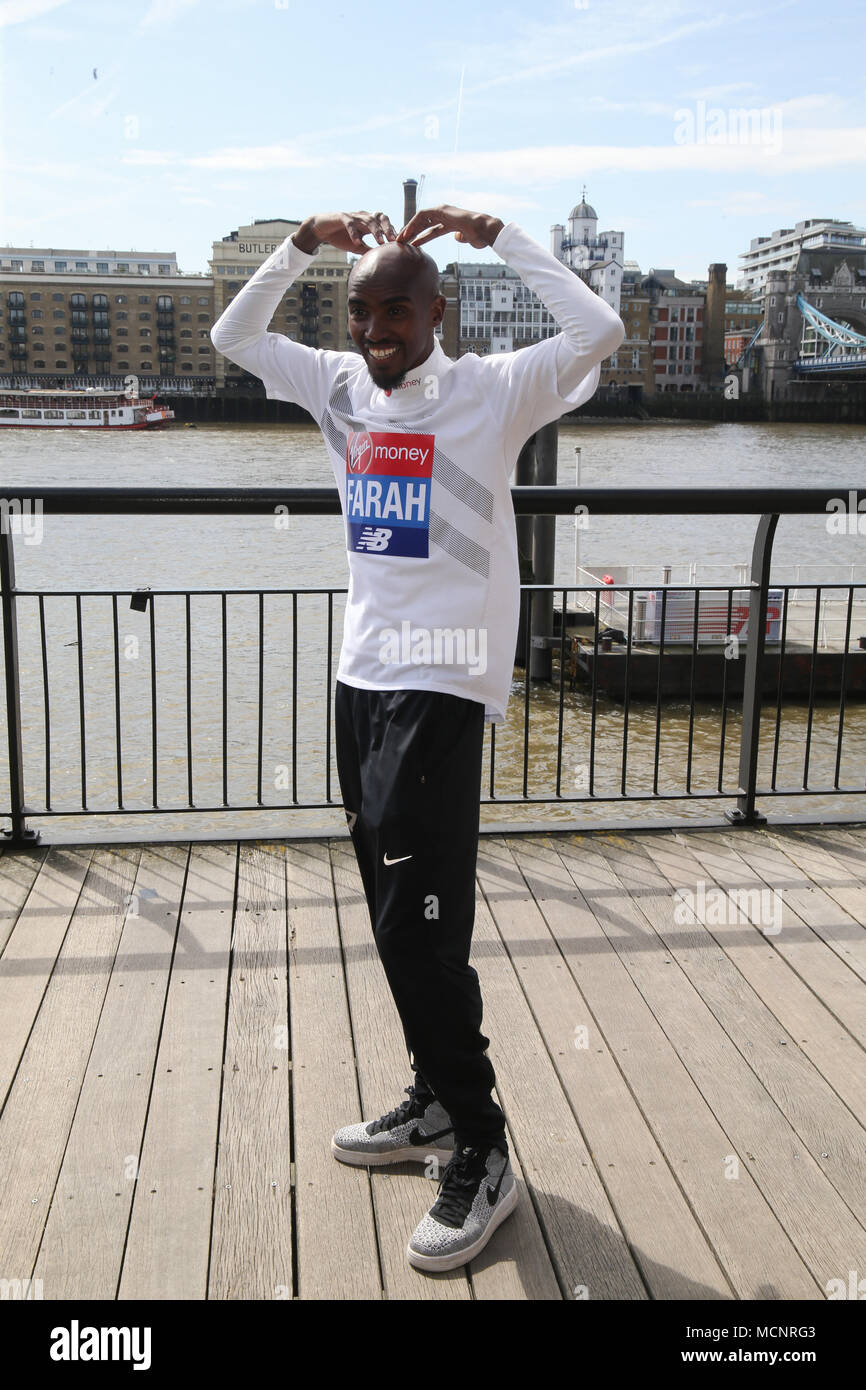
[{"xmin": 570, "ymin": 188, "xmax": 597, "ymax": 220}]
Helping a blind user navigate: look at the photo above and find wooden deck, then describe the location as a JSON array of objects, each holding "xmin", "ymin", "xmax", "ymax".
[{"xmin": 1, "ymin": 822, "xmax": 865, "ymax": 1301}]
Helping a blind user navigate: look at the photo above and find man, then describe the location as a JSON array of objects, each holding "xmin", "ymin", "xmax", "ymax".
[{"xmin": 211, "ymin": 204, "xmax": 624, "ymax": 1273}]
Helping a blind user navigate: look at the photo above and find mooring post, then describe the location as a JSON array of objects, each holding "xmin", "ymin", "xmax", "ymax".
[
  {"xmin": 725, "ymin": 511, "xmax": 779, "ymax": 826},
  {"xmin": 530, "ymin": 420, "xmax": 558, "ymax": 680},
  {"xmin": 0, "ymin": 520, "xmax": 38, "ymax": 846}
]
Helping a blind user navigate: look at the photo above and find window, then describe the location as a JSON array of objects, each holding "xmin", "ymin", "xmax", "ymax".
[
  {"xmin": 217, "ymin": 266, "xmax": 225, "ymax": 274},
  {"xmin": 180, "ymin": 313, "xmax": 191, "ymax": 322},
  {"xmin": 70, "ymin": 294, "xmax": 86, "ymax": 308},
  {"xmin": 180, "ymin": 296, "xmax": 191, "ymax": 304},
  {"xmin": 116, "ymin": 263, "xmax": 129, "ymax": 273},
  {"xmin": 54, "ymin": 326, "xmax": 65, "ymax": 335},
  {"xmin": 96, "ymin": 262, "xmax": 108, "ymax": 273},
  {"xmin": 117, "ymin": 327, "xmax": 128, "ymax": 336},
  {"xmin": 55, "ymin": 360, "xmax": 68, "ymax": 368},
  {"xmin": 139, "ymin": 312, "xmax": 151, "ymax": 321},
  {"xmin": 116, "ymin": 311, "xmax": 127, "ymax": 320},
  {"xmin": 117, "ymin": 361, "xmax": 129, "ymax": 369},
  {"xmin": 76, "ymin": 261, "xmax": 88, "ymax": 272},
  {"xmin": 115, "ymin": 295, "xmax": 127, "ymax": 304},
  {"xmin": 141, "ymin": 361, "xmax": 152, "ymax": 369},
  {"xmin": 197, "ymin": 314, "xmax": 209, "ymax": 322},
  {"xmin": 31, "ymin": 292, "xmax": 42, "ymax": 301},
  {"xmin": 32, "ymin": 326, "xmax": 44, "ymax": 335},
  {"xmin": 157, "ymin": 295, "xmax": 173, "ymax": 310},
  {"xmin": 93, "ymin": 311, "xmax": 108, "ymax": 325},
  {"xmin": 93, "ymin": 294, "xmax": 108, "ymax": 309},
  {"xmin": 31, "ymin": 310, "xmax": 44, "ymax": 319},
  {"xmin": 138, "ymin": 295, "xmax": 150, "ymax": 304},
  {"xmin": 197, "ymin": 296, "xmax": 208, "ymax": 305},
  {"xmin": 180, "ymin": 329, "xmax": 192, "ymax": 338},
  {"xmin": 54, "ymin": 261, "xmax": 67, "ymax": 272},
  {"xmin": 158, "ymin": 264, "xmax": 171, "ymax": 275},
  {"xmin": 139, "ymin": 328, "xmax": 151, "ymax": 337},
  {"xmin": 33, "ymin": 359, "xmax": 46, "ymax": 367},
  {"xmin": 53, "ymin": 310, "xmax": 65, "ymax": 320},
  {"xmin": 137, "ymin": 264, "xmax": 149, "ymax": 274},
  {"xmin": 198, "ymin": 345, "xmax": 210, "ymax": 354}
]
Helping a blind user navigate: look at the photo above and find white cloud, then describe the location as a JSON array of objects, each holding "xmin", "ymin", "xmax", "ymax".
[{"xmin": 0, "ymin": 0, "xmax": 69, "ymax": 26}]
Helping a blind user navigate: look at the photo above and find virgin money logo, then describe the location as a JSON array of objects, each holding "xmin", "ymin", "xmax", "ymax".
[{"xmin": 347, "ymin": 430, "xmax": 374, "ymax": 474}]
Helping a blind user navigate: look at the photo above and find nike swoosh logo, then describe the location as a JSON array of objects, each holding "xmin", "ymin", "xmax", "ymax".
[
  {"xmin": 487, "ymin": 1169, "xmax": 507, "ymax": 1206},
  {"xmin": 383, "ymin": 853, "xmax": 412, "ymax": 866}
]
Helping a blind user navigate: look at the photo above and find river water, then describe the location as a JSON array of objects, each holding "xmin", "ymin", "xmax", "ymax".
[{"xmin": 3, "ymin": 419, "xmax": 865, "ymax": 839}]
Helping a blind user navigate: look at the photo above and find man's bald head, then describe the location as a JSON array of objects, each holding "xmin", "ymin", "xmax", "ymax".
[
  {"xmin": 348, "ymin": 239, "xmax": 440, "ymax": 301},
  {"xmin": 346, "ymin": 238, "xmax": 447, "ymax": 388}
]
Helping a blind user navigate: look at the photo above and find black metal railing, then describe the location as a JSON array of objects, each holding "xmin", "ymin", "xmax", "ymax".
[{"xmin": 1, "ymin": 486, "xmax": 865, "ymax": 845}]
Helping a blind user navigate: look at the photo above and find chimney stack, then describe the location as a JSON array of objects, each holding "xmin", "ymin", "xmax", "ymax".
[
  {"xmin": 702, "ymin": 262, "xmax": 727, "ymax": 387},
  {"xmin": 403, "ymin": 178, "xmax": 418, "ymax": 226}
]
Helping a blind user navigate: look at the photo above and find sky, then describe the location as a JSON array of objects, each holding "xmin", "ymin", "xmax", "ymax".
[{"xmin": 1, "ymin": 0, "xmax": 864, "ymax": 284}]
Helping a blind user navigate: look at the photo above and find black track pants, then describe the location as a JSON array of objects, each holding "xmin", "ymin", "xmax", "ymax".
[{"xmin": 334, "ymin": 679, "xmax": 506, "ymax": 1149}]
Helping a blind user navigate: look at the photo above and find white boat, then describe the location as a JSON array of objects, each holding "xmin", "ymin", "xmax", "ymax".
[{"xmin": 0, "ymin": 387, "xmax": 175, "ymax": 429}]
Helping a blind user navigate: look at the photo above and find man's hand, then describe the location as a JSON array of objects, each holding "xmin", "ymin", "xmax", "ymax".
[
  {"xmin": 292, "ymin": 211, "xmax": 397, "ymax": 255},
  {"xmin": 396, "ymin": 205, "xmax": 504, "ymax": 249}
]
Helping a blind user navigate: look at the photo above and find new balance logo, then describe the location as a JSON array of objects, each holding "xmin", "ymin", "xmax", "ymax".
[
  {"xmin": 383, "ymin": 853, "xmax": 412, "ymax": 866},
  {"xmin": 355, "ymin": 526, "xmax": 392, "ymax": 551}
]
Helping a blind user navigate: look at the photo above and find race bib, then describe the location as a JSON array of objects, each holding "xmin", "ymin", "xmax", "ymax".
[{"xmin": 345, "ymin": 430, "xmax": 433, "ymax": 558}]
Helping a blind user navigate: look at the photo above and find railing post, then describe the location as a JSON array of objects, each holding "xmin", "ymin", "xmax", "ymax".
[
  {"xmin": 725, "ymin": 512, "xmax": 779, "ymax": 826},
  {"xmin": 0, "ymin": 518, "xmax": 38, "ymax": 846}
]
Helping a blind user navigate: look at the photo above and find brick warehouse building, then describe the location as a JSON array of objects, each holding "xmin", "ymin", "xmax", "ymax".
[{"xmin": 0, "ymin": 245, "xmax": 215, "ymax": 385}]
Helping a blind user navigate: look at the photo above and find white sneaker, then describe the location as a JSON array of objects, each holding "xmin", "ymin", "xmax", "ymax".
[{"xmin": 332, "ymin": 1086, "xmax": 455, "ymax": 1168}]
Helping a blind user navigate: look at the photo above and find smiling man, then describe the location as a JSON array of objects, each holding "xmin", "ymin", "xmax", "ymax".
[{"xmin": 211, "ymin": 203, "xmax": 624, "ymax": 1273}]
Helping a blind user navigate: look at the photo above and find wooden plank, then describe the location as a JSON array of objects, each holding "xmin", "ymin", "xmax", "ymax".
[
  {"xmin": 537, "ymin": 831, "xmax": 821, "ymax": 1299},
  {"xmin": 0, "ymin": 846, "xmax": 93, "ymax": 1110},
  {"xmin": 592, "ymin": 832, "xmax": 866, "ymax": 1229},
  {"xmin": 780, "ymin": 828, "xmax": 866, "ymax": 928},
  {"xmin": 720, "ymin": 831, "xmax": 866, "ymax": 984},
  {"xmin": 33, "ymin": 845, "xmax": 188, "ymax": 1298},
  {"xmin": 209, "ymin": 842, "xmax": 293, "ymax": 1300},
  {"xmin": 286, "ymin": 840, "xmax": 381, "ymax": 1300},
  {"xmin": 0, "ymin": 846, "xmax": 139, "ymax": 1286},
  {"xmin": 119, "ymin": 842, "xmax": 236, "ymax": 1300},
  {"xmin": 470, "ymin": 838, "xmax": 648, "ymax": 1300},
  {"xmin": 679, "ymin": 831, "xmax": 866, "ymax": 1044},
  {"xmin": 0, "ymin": 845, "xmax": 48, "ymax": 954},
  {"xmin": 555, "ymin": 830, "xmax": 864, "ymax": 1292},
  {"xmin": 478, "ymin": 835, "xmax": 731, "ymax": 1300},
  {"xmin": 629, "ymin": 831, "xmax": 866, "ymax": 1132},
  {"xmin": 328, "ymin": 839, "xmax": 473, "ymax": 1300}
]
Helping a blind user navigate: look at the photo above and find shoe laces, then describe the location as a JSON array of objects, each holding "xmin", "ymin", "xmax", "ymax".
[
  {"xmin": 429, "ymin": 1145, "xmax": 491, "ymax": 1228},
  {"xmin": 366, "ymin": 1085, "xmax": 426, "ymax": 1136}
]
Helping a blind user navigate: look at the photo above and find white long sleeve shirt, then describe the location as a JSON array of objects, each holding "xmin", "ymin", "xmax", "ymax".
[{"xmin": 211, "ymin": 222, "xmax": 624, "ymax": 723}]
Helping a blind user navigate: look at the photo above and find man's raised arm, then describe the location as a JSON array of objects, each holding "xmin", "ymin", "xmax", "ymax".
[
  {"xmin": 210, "ymin": 210, "xmax": 397, "ymax": 411},
  {"xmin": 397, "ymin": 205, "xmax": 625, "ymax": 437}
]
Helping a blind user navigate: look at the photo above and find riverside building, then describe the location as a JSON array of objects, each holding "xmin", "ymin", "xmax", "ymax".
[
  {"xmin": 738, "ymin": 218, "xmax": 866, "ymax": 295},
  {"xmin": 0, "ymin": 245, "xmax": 214, "ymax": 382}
]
